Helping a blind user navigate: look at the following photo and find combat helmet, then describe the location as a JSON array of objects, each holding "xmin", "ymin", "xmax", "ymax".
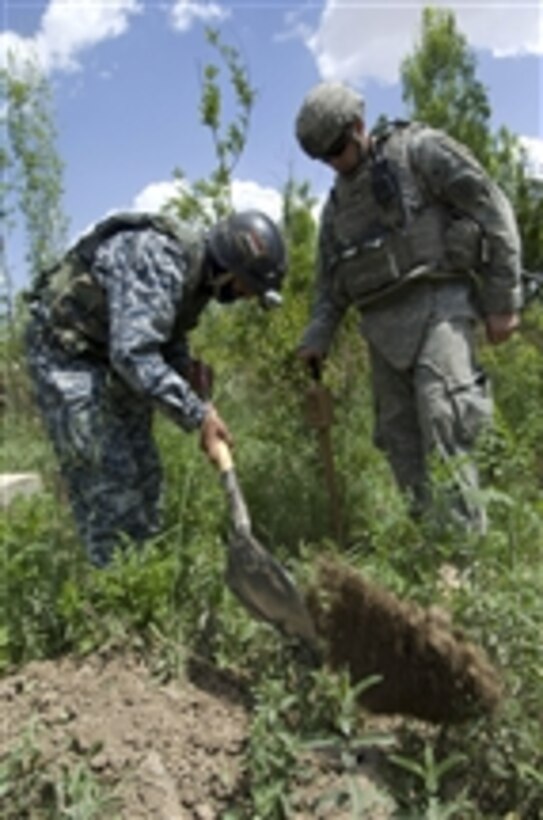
[
  {"xmin": 295, "ymin": 82, "xmax": 365, "ymax": 159},
  {"xmin": 207, "ymin": 210, "xmax": 286, "ymax": 308}
]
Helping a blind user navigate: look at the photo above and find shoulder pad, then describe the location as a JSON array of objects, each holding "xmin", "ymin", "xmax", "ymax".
[
  {"xmin": 370, "ymin": 118, "xmax": 411, "ymax": 145},
  {"xmin": 73, "ymin": 212, "xmax": 156, "ymax": 262},
  {"xmin": 72, "ymin": 212, "xmax": 194, "ymax": 264}
]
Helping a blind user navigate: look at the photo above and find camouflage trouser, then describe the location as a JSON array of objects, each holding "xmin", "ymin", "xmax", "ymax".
[
  {"xmin": 370, "ymin": 317, "xmax": 492, "ymax": 535},
  {"xmin": 25, "ymin": 319, "xmax": 163, "ymax": 567}
]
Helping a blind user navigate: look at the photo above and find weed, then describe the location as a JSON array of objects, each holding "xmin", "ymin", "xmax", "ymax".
[{"xmin": 0, "ymin": 721, "xmax": 120, "ymax": 819}]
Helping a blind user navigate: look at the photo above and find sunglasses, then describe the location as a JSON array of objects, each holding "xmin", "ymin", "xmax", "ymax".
[{"xmin": 321, "ymin": 130, "xmax": 351, "ymax": 160}]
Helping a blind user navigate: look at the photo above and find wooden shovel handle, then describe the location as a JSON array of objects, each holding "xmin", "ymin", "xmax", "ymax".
[{"xmin": 209, "ymin": 438, "xmax": 234, "ymax": 473}]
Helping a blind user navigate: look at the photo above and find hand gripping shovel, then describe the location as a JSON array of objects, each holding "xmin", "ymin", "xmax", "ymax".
[{"xmin": 210, "ymin": 439, "xmax": 318, "ymax": 651}]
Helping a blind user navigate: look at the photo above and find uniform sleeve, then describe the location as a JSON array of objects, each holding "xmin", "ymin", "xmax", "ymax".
[
  {"xmin": 162, "ymin": 336, "xmax": 192, "ymax": 377},
  {"xmin": 92, "ymin": 229, "xmax": 207, "ymax": 431},
  {"xmin": 410, "ymin": 128, "xmax": 523, "ymax": 314},
  {"xmin": 299, "ymin": 203, "xmax": 350, "ymax": 354}
]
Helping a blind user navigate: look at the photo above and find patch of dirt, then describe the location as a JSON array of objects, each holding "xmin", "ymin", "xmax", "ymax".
[
  {"xmin": 0, "ymin": 650, "xmax": 394, "ymax": 819},
  {"xmin": 0, "ymin": 651, "xmax": 249, "ymax": 818},
  {"xmin": 307, "ymin": 557, "xmax": 503, "ymax": 724}
]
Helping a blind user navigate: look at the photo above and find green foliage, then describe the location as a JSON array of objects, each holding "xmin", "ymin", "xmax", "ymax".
[
  {"xmin": 401, "ymin": 7, "xmax": 492, "ymax": 165},
  {"xmin": 390, "ymin": 743, "xmax": 469, "ymax": 819},
  {"xmin": 513, "ymin": 175, "xmax": 543, "ymax": 271},
  {"xmin": 1, "ymin": 492, "xmax": 84, "ymax": 668},
  {"xmin": 2, "ymin": 303, "xmax": 543, "ymax": 820},
  {"xmin": 0, "ymin": 721, "xmax": 120, "ymax": 819},
  {"xmin": 51, "ymin": 761, "xmax": 122, "ymax": 820},
  {"xmin": 1, "ymin": 15, "xmax": 542, "ymax": 819},
  {"xmin": 400, "ymin": 6, "xmax": 542, "ymax": 272},
  {"xmin": 442, "ymin": 559, "xmax": 543, "ymax": 816},
  {"xmin": 169, "ymin": 26, "xmax": 257, "ymax": 224},
  {"xmin": 0, "ymin": 53, "xmax": 68, "ymax": 282},
  {"xmin": 246, "ymin": 679, "xmax": 301, "ymax": 818}
]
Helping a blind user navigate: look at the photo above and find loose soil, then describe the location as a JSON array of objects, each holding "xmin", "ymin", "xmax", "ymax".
[
  {"xmin": 307, "ymin": 557, "xmax": 503, "ymax": 723},
  {"xmin": 0, "ymin": 558, "xmax": 502, "ymax": 817},
  {"xmin": 0, "ymin": 649, "xmax": 394, "ymax": 819}
]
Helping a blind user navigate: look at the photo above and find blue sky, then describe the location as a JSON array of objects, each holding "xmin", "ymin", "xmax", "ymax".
[{"xmin": 2, "ymin": 0, "xmax": 542, "ymax": 290}]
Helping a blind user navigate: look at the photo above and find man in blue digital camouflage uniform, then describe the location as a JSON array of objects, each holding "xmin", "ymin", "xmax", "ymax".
[
  {"xmin": 25, "ymin": 210, "xmax": 286, "ymax": 566},
  {"xmin": 295, "ymin": 81, "xmax": 522, "ymax": 536}
]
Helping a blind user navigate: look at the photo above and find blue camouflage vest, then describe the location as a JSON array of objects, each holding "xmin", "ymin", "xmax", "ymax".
[{"xmin": 29, "ymin": 213, "xmax": 206, "ymax": 357}]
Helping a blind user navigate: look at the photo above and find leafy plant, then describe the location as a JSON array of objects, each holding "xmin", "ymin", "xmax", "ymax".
[
  {"xmin": 390, "ymin": 741, "xmax": 469, "ymax": 819},
  {"xmin": 1, "ymin": 11, "xmax": 542, "ymax": 819},
  {"xmin": 170, "ymin": 26, "xmax": 256, "ymax": 225},
  {"xmin": 0, "ymin": 721, "xmax": 119, "ymax": 819}
]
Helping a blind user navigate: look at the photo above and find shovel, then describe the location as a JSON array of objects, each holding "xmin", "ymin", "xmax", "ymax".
[
  {"xmin": 303, "ymin": 361, "xmax": 344, "ymax": 545},
  {"xmin": 210, "ymin": 439, "xmax": 319, "ymax": 651}
]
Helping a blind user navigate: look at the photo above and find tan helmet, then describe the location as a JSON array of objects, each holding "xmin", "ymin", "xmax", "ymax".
[{"xmin": 295, "ymin": 82, "xmax": 365, "ymax": 159}]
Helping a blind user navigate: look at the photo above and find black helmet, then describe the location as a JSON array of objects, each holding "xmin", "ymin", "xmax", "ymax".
[{"xmin": 207, "ymin": 210, "xmax": 286, "ymax": 308}]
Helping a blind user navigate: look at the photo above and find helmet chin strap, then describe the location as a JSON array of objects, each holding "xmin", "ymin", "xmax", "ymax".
[
  {"xmin": 211, "ymin": 274, "xmax": 238, "ymax": 304},
  {"xmin": 211, "ymin": 270, "xmax": 235, "ymax": 289},
  {"xmin": 352, "ymin": 126, "xmax": 370, "ymax": 163},
  {"xmin": 205, "ymin": 247, "xmax": 235, "ymax": 300}
]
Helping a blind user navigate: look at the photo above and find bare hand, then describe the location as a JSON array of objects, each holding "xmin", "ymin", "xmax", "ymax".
[
  {"xmin": 200, "ymin": 405, "xmax": 233, "ymax": 463},
  {"xmin": 485, "ymin": 313, "xmax": 520, "ymax": 345}
]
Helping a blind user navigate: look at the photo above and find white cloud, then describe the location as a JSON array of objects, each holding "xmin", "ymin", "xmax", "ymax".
[
  {"xmin": 275, "ymin": 6, "xmax": 314, "ymax": 44},
  {"xmin": 169, "ymin": 0, "xmax": 229, "ymax": 33},
  {"xmin": 0, "ymin": 0, "xmax": 142, "ymax": 75},
  {"xmin": 231, "ymin": 180, "xmax": 282, "ymax": 221},
  {"xmin": 0, "ymin": 32, "xmax": 36, "ymax": 70},
  {"xmin": 520, "ymin": 135, "xmax": 543, "ymax": 180},
  {"xmin": 132, "ymin": 180, "xmax": 190, "ymax": 213},
  {"xmin": 293, "ymin": 0, "xmax": 542, "ymax": 86},
  {"xmin": 1, "ymin": 0, "xmax": 230, "ymax": 78},
  {"xmin": 131, "ymin": 177, "xmax": 283, "ymax": 221}
]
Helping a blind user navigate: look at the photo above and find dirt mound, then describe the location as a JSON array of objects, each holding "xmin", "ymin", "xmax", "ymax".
[
  {"xmin": 0, "ymin": 649, "xmax": 394, "ymax": 819},
  {"xmin": 1, "ymin": 559, "xmax": 497, "ymax": 816},
  {"xmin": 0, "ymin": 651, "xmax": 249, "ymax": 818},
  {"xmin": 307, "ymin": 557, "xmax": 503, "ymax": 724}
]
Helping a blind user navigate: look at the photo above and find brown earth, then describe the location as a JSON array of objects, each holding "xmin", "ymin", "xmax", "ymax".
[
  {"xmin": 0, "ymin": 649, "xmax": 395, "ymax": 819},
  {"xmin": 307, "ymin": 557, "xmax": 503, "ymax": 724},
  {"xmin": 1, "ymin": 558, "xmax": 501, "ymax": 817}
]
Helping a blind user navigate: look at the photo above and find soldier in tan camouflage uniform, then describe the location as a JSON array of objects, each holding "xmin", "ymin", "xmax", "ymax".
[
  {"xmin": 295, "ymin": 81, "xmax": 522, "ymax": 535},
  {"xmin": 25, "ymin": 210, "xmax": 286, "ymax": 566}
]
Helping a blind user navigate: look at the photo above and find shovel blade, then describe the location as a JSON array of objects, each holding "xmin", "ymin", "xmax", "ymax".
[{"xmin": 225, "ymin": 528, "xmax": 318, "ymax": 649}]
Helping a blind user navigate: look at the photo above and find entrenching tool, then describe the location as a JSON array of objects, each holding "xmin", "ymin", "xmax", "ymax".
[
  {"xmin": 303, "ymin": 361, "xmax": 344, "ymax": 545},
  {"xmin": 210, "ymin": 439, "xmax": 319, "ymax": 651}
]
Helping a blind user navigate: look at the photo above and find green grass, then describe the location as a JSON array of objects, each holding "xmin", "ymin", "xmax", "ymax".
[{"xmin": 1, "ymin": 309, "xmax": 542, "ymax": 817}]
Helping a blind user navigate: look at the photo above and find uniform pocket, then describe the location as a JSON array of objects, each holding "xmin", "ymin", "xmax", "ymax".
[
  {"xmin": 341, "ymin": 238, "xmax": 402, "ymax": 302},
  {"xmin": 448, "ymin": 368, "xmax": 493, "ymax": 447}
]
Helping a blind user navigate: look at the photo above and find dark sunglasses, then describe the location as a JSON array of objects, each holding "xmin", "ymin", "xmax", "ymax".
[{"xmin": 321, "ymin": 130, "xmax": 351, "ymax": 160}]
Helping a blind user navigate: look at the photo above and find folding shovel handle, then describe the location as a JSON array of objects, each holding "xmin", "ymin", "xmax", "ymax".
[
  {"xmin": 209, "ymin": 438, "xmax": 252, "ymax": 534},
  {"xmin": 209, "ymin": 438, "xmax": 234, "ymax": 474},
  {"xmin": 303, "ymin": 359, "xmax": 343, "ymax": 545},
  {"xmin": 304, "ymin": 359, "xmax": 334, "ymax": 430}
]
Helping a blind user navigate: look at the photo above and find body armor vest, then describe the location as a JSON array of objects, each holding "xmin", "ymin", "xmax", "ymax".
[
  {"xmin": 320, "ymin": 122, "xmax": 481, "ymax": 307},
  {"xmin": 28, "ymin": 213, "xmax": 206, "ymax": 357}
]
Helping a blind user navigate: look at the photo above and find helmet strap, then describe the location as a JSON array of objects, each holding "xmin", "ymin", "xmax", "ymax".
[{"xmin": 352, "ymin": 122, "xmax": 370, "ymax": 163}]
